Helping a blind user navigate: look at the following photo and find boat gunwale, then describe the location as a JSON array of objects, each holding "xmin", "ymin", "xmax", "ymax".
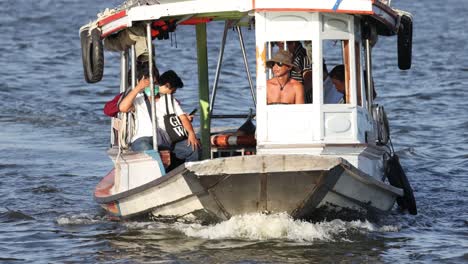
[
  {"xmin": 94, "ymin": 162, "xmax": 187, "ymax": 204},
  {"xmin": 339, "ymin": 160, "xmax": 403, "ymax": 196}
]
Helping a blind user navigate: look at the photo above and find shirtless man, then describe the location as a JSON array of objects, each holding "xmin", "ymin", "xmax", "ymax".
[{"xmin": 266, "ymin": 50, "xmax": 305, "ymax": 104}]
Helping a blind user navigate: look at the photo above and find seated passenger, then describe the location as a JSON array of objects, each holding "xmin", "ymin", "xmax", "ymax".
[
  {"xmin": 117, "ymin": 68, "xmax": 200, "ymax": 162},
  {"xmin": 323, "ymin": 77, "xmax": 343, "ymax": 104},
  {"xmin": 329, "ymin": 64, "xmax": 345, "ymax": 103},
  {"xmin": 266, "ymin": 50, "xmax": 305, "ymax": 105}
]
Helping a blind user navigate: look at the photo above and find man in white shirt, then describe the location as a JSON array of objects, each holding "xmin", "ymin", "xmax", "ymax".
[
  {"xmin": 324, "ymin": 76, "xmax": 344, "ymax": 104},
  {"xmin": 119, "ymin": 70, "xmax": 200, "ymax": 162},
  {"xmin": 329, "ymin": 64, "xmax": 346, "ymax": 104}
]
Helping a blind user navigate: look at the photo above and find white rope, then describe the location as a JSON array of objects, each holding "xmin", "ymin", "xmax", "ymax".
[{"xmin": 119, "ymin": 113, "xmax": 129, "ymax": 149}]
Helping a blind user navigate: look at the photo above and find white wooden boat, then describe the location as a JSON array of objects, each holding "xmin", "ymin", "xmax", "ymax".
[{"xmin": 81, "ymin": 0, "xmax": 417, "ymax": 221}]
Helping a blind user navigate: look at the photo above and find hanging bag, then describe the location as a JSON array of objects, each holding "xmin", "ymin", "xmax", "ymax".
[{"xmin": 163, "ymin": 95, "xmax": 188, "ymax": 143}]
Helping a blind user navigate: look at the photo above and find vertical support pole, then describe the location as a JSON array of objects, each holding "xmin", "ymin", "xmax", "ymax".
[
  {"xmin": 236, "ymin": 25, "xmax": 256, "ymax": 106},
  {"xmin": 267, "ymin": 41, "xmax": 272, "ymax": 78},
  {"xmin": 355, "ymin": 41, "xmax": 364, "ymax": 107},
  {"xmin": 365, "ymin": 38, "xmax": 373, "ymax": 113},
  {"xmin": 310, "ymin": 13, "xmax": 323, "ymax": 140},
  {"xmin": 120, "ymin": 50, "xmax": 128, "ymax": 93},
  {"xmin": 312, "ymin": 26, "xmax": 323, "ymax": 105},
  {"xmin": 147, "ymin": 22, "xmax": 158, "ymax": 150},
  {"xmin": 196, "ymin": 23, "xmax": 211, "ymax": 160},
  {"xmin": 129, "ymin": 45, "xmax": 137, "ymax": 149},
  {"xmin": 130, "ymin": 45, "xmax": 136, "ymax": 90},
  {"xmin": 254, "ymin": 12, "xmax": 267, "ymax": 147},
  {"xmin": 112, "ymin": 50, "xmax": 129, "ymax": 147}
]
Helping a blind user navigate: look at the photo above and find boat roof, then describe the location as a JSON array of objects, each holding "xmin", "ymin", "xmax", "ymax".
[{"xmin": 85, "ymin": 0, "xmax": 403, "ymax": 38}]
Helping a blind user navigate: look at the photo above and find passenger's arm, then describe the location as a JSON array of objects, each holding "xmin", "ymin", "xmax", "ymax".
[
  {"xmin": 118, "ymin": 78, "xmax": 150, "ymax": 112},
  {"xmin": 295, "ymin": 83, "xmax": 305, "ymax": 104},
  {"xmin": 179, "ymin": 114, "xmax": 200, "ymax": 150}
]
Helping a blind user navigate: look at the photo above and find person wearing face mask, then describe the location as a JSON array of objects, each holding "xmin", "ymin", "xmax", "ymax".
[
  {"xmin": 103, "ymin": 61, "xmax": 159, "ymax": 118},
  {"xmin": 118, "ymin": 69, "xmax": 200, "ymax": 162}
]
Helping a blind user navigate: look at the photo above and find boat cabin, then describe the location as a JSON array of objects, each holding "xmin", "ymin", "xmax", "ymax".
[{"xmin": 256, "ymin": 11, "xmax": 372, "ymax": 153}]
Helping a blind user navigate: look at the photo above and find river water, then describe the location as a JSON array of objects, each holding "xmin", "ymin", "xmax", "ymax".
[{"xmin": 0, "ymin": 0, "xmax": 467, "ymax": 263}]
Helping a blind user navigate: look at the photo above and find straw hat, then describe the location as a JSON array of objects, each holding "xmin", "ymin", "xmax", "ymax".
[{"xmin": 266, "ymin": 50, "xmax": 296, "ymax": 69}]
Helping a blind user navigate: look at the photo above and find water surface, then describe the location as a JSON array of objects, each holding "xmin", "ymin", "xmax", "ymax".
[{"xmin": 0, "ymin": 0, "xmax": 467, "ymax": 263}]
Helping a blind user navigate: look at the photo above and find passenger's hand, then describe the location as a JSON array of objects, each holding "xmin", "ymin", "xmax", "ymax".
[
  {"xmin": 136, "ymin": 77, "xmax": 150, "ymax": 92},
  {"xmin": 187, "ymin": 133, "xmax": 200, "ymax": 151},
  {"xmin": 187, "ymin": 114, "xmax": 194, "ymax": 122}
]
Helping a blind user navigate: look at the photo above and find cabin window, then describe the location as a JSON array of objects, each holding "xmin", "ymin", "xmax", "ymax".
[
  {"xmin": 265, "ymin": 40, "xmax": 310, "ymax": 105},
  {"xmin": 322, "ymin": 39, "xmax": 350, "ymax": 105},
  {"xmin": 264, "ymin": 39, "xmax": 357, "ymax": 106}
]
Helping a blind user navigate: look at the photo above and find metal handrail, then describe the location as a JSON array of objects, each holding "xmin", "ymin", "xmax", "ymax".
[
  {"xmin": 146, "ymin": 22, "xmax": 158, "ymax": 150},
  {"xmin": 236, "ymin": 25, "xmax": 256, "ymax": 106},
  {"xmin": 211, "ymin": 114, "xmax": 256, "ymax": 119},
  {"xmin": 209, "ymin": 20, "xmax": 230, "ymax": 116}
]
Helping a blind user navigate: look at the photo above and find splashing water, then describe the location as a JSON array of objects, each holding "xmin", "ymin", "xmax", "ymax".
[
  {"xmin": 56, "ymin": 213, "xmax": 108, "ymax": 225},
  {"xmin": 175, "ymin": 213, "xmax": 399, "ymax": 242}
]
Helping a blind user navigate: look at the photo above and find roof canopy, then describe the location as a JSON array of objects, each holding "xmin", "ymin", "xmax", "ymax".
[{"xmin": 86, "ymin": 0, "xmax": 400, "ymax": 38}]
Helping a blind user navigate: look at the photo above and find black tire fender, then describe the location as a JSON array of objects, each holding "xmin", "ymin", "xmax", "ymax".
[
  {"xmin": 80, "ymin": 28, "xmax": 91, "ymax": 83},
  {"xmin": 80, "ymin": 27, "xmax": 104, "ymax": 83},
  {"xmin": 398, "ymin": 14, "xmax": 412, "ymax": 70},
  {"xmin": 385, "ymin": 154, "xmax": 417, "ymax": 215}
]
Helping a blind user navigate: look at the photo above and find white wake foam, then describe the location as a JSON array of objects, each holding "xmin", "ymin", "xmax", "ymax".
[
  {"xmin": 56, "ymin": 213, "xmax": 107, "ymax": 225},
  {"xmin": 175, "ymin": 213, "xmax": 399, "ymax": 242}
]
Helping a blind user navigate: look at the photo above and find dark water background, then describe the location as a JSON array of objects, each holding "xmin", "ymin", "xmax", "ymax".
[{"xmin": 0, "ymin": 0, "xmax": 467, "ymax": 263}]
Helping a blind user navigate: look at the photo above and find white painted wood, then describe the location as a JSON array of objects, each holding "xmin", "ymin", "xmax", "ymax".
[
  {"xmin": 101, "ymin": 17, "xmax": 132, "ymax": 36},
  {"xmin": 357, "ymin": 106, "xmax": 373, "ymax": 142},
  {"xmin": 254, "ymin": 12, "xmax": 268, "ymax": 146},
  {"xmin": 265, "ymin": 105, "xmax": 315, "ymax": 144},
  {"xmin": 264, "ymin": 12, "xmax": 316, "ymax": 42},
  {"xmin": 127, "ymin": 0, "xmax": 253, "ymax": 22},
  {"xmin": 110, "ymin": 152, "xmax": 164, "ymax": 194},
  {"xmin": 98, "ymin": 155, "xmax": 401, "ymax": 219},
  {"xmin": 118, "ymin": 172, "xmax": 203, "ymax": 216},
  {"xmin": 254, "ymin": 0, "xmax": 373, "ymax": 12},
  {"xmin": 151, "ymin": 195, "xmax": 205, "ymax": 217},
  {"xmin": 321, "ymin": 105, "xmax": 356, "ymax": 142},
  {"xmin": 332, "ymin": 170, "xmax": 396, "ymax": 210}
]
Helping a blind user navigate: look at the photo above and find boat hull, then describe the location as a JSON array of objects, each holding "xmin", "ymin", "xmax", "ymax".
[{"xmin": 95, "ymin": 155, "xmax": 402, "ymax": 222}]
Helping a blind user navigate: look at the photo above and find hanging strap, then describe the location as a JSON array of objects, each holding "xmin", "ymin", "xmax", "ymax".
[
  {"xmin": 145, "ymin": 94, "xmax": 177, "ymax": 122},
  {"xmin": 165, "ymin": 94, "xmax": 170, "ymax": 115},
  {"xmin": 164, "ymin": 94, "xmax": 177, "ymax": 115},
  {"xmin": 143, "ymin": 93, "xmax": 154, "ymax": 121}
]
